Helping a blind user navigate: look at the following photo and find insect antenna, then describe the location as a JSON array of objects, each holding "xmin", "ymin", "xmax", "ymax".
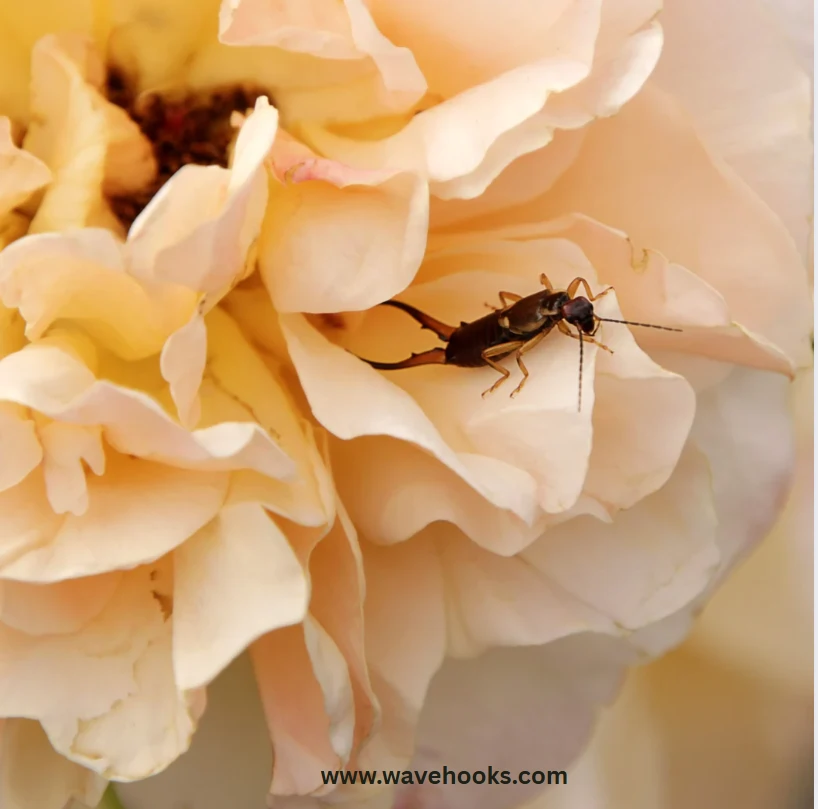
[
  {"xmin": 577, "ymin": 331, "xmax": 584, "ymax": 413},
  {"xmin": 596, "ymin": 317, "xmax": 682, "ymax": 333}
]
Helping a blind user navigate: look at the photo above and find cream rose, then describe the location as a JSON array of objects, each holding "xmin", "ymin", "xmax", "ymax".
[{"xmin": 0, "ymin": 2, "xmax": 810, "ymax": 809}]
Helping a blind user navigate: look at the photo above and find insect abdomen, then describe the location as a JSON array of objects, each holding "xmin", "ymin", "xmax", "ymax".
[{"xmin": 445, "ymin": 312, "xmax": 510, "ymax": 367}]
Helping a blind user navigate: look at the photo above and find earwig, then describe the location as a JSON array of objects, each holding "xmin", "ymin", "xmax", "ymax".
[{"xmin": 355, "ymin": 275, "xmax": 681, "ymax": 411}]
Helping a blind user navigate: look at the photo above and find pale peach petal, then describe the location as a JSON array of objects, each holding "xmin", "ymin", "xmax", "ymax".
[
  {"xmin": 38, "ymin": 421, "xmax": 105, "ymax": 516},
  {"xmin": 279, "ymin": 312, "xmax": 540, "ymax": 535},
  {"xmin": 338, "ymin": 256, "xmax": 689, "ymax": 519},
  {"xmin": 428, "ymin": 524, "xmax": 616, "ymax": 657},
  {"xmin": 492, "ymin": 85, "xmax": 812, "ymax": 365},
  {"xmin": 218, "ymin": 0, "xmax": 426, "ymax": 119},
  {"xmin": 330, "ymin": 435, "xmax": 543, "ymax": 554},
  {"xmin": 127, "ymin": 97, "xmax": 278, "ymax": 296},
  {"xmin": 172, "ymin": 502, "xmax": 308, "ymax": 691},
  {"xmin": 368, "ymin": 0, "xmax": 600, "ymax": 98},
  {"xmin": 251, "ymin": 622, "xmax": 349, "ymax": 796},
  {"xmin": 261, "ymin": 134, "xmax": 428, "ymax": 313},
  {"xmin": 0, "ymin": 567, "xmax": 161, "ymax": 719},
  {"xmin": 304, "ymin": 53, "xmax": 590, "ymax": 191},
  {"xmin": 0, "ymin": 572, "xmax": 122, "ymax": 636},
  {"xmin": 0, "ymin": 117, "xmax": 51, "ymax": 215},
  {"xmin": 307, "ymin": 501, "xmax": 378, "ymax": 756},
  {"xmin": 431, "ymin": 19, "xmax": 663, "ymax": 201},
  {"xmin": 653, "ymin": 0, "xmax": 812, "ymax": 257},
  {"xmin": 690, "ymin": 368, "xmax": 795, "ymax": 579},
  {"xmin": 219, "ymin": 0, "xmax": 363, "ymax": 59},
  {"xmin": 0, "ymin": 403, "xmax": 42, "ymax": 492},
  {"xmin": 521, "ymin": 447, "xmax": 719, "ymax": 629},
  {"xmin": 356, "ymin": 537, "xmax": 446, "ymax": 773},
  {"xmin": 0, "ymin": 457, "xmax": 226, "ymax": 581},
  {"xmin": 0, "ymin": 229, "xmax": 196, "ymax": 360},
  {"xmin": 303, "ymin": 615, "xmax": 356, "ymax": 769},
  {"xmin": 401, "ymin": 633, "xmax": 632, "ymax": 809},
  {"xmin": 43, "ymin": 626, "xmax": 206, "ymax": 780},
  {"xmin": 433, "ymin": 217, "xmax": 796, "ymax": 377},
  {"xmin": 0, "ymin": 718, "xmax": 107, "ymax": 809},
  {"xmin": 429, "ymin": 130, "xmax": 587, "ymax": 230}
]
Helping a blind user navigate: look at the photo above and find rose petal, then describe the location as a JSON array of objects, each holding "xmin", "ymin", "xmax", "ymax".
[
  {"xmin": 251, "ymin": 620, "xmax": 353, "ymax": 796},
  {"xmin": 0, "ymin": 572, "xmax": 122, "ymax": 636},
  {"xmin": 400, "ymin": 633, "xmax": 635, "ymax": 809},
  {"xmin": 23, "ymin": 34, "xmax": 144, "ymax": 234},
  {"xmin": 521, "ymin": 446, "xmax": 720, "ymax": 629},
  {"xmin": 127, "ymin": 97, "xmax": 278, "ymax": 296},
  {"xmin": 172, "ymin": 502, "xmax": 308, "ymax": 691},
  {"xmin": 0, "ymin": 228, "xmax": 196, "ymax": 360},
  {"xmin": 690, "ymin": 367, "xmax": 795, "ymax": 580},
  {"xmin": 280, "ymin": 312, "xmax": 540, "ymax": 538},
  {"xmin": 0, "ymin": 117, "xmax": 51, "ymax": 216},
  {"xmin": 0, "ymin": 403, "xmax": 42, "ymax": 492},
  {"xmin": 355, "ymin": 537, "xmax": 446, "ymax": 773},
  {"xmin": 0, "ymin": 718, "xmax": 107, "ymax": 809},
  {"xmin": 491, "ymin": 85, "xmax": 812, "ymax": 365},
  {"xmin": 38, "ymin": 421, "xmax": 105, "ymax": 516},
  {"xmin": 0, "ymin": 454, "xmax": 228, "ymax": 581},
  {"xmin": 653, "ymin": 0, "xmax": 813, "ymax": 258},
  {"xmin": 0, "ymin": 337, "xmax": 297, "ymax": 482},
  {"xmin": 261, "ymin": 134, "xmax": 428, "ymax": 313},
  {"xmin": 307, "ymin": 501, "xmax": 378, "ymax": 757},
  {"xmin": 160, "ymin": 312, "xmax": 206, "ymax": 429},
  {"xmin": 43, "ymin": 625, "xmax": 206, "ymax": 780},
  {"xmin": 427, "ymin": 523, "xmax": 616, "ymax": 657},
  {"xmin": 330, "ymin": 434, "xmax": 543, "ymax": 554},
  {"xmin": 219, "ymin": 0, "xmax": 427, "ymax": 119},
  {"xmin": 0, "ymin": 567, "xmax": 160, "ymax": 719}
]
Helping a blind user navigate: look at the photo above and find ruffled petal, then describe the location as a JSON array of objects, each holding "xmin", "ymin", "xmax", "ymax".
[
  {"xmin": 261, "ymin": 133, "xmax": 429, "ymax": 313},
  {"xmin": 0, "ymin": 117, "xmax": 51, "ymax": 215},
  {"xmin": 653, "ymin": 0, "xmax": 812, "ymax": 258},
  {"xmin": 399, "ymin": 633, "xmax": 633, "ymax": 809},
  {"xmin": 126, "ymin": 96, "xmax": 278, "ymax": 296},
  {"xmin": 172, "ymin": 503, "xmax": 309, "ymax": 691},
  {"xmin": 0, "ymin": 718, "xmax": 107, "ymax": 809},
  {"xmin": 490, "ymin": 85, "xmax": 812, "ymax": 365}
]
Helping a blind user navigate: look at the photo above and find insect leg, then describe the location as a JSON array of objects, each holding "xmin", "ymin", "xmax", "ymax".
[
  {"xmin": 484, "ymin": 291, "xmax": 523, "ymax": 311},
  {"xmin": 557, "ymin": 320, "xmax": 614, "ymax": 353},
  {"xmin": 566, "ymin": 277, "xmax": 613, "ymax": 302},
  {"xmin": 539, "ymin": 273, "xmax": 554, "ymax": 289},
  {"xmin": 480, "ymin": 341, "xmax": 526, "ymax": 398},
  {"xmin": 509, "ymin": 329, "xmax": 549, "ymax": 398}
]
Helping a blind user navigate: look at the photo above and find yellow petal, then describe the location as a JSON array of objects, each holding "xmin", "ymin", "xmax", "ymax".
[
  {"xmin": 0, "ymin": 117, "xmax": 51, "ymax": 215},
  {"xmin": 0, "ymin": 228, "xmax": 196, "ymax": 360}
]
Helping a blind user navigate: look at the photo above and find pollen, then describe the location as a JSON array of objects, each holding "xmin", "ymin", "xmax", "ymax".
[{"xmin": 105, "ymin": 67, "xmax": 268, "ymax": 228}]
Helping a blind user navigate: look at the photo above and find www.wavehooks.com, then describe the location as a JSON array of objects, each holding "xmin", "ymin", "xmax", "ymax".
[{"xmin": 322, "ymin": 766, "xmax": 568, "ymax": 786}]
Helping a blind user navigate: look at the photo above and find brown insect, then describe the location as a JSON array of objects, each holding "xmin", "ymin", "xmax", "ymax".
[{"xmin": 355, "ymin": 274, "xmax": 682, "ymax": 410}]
